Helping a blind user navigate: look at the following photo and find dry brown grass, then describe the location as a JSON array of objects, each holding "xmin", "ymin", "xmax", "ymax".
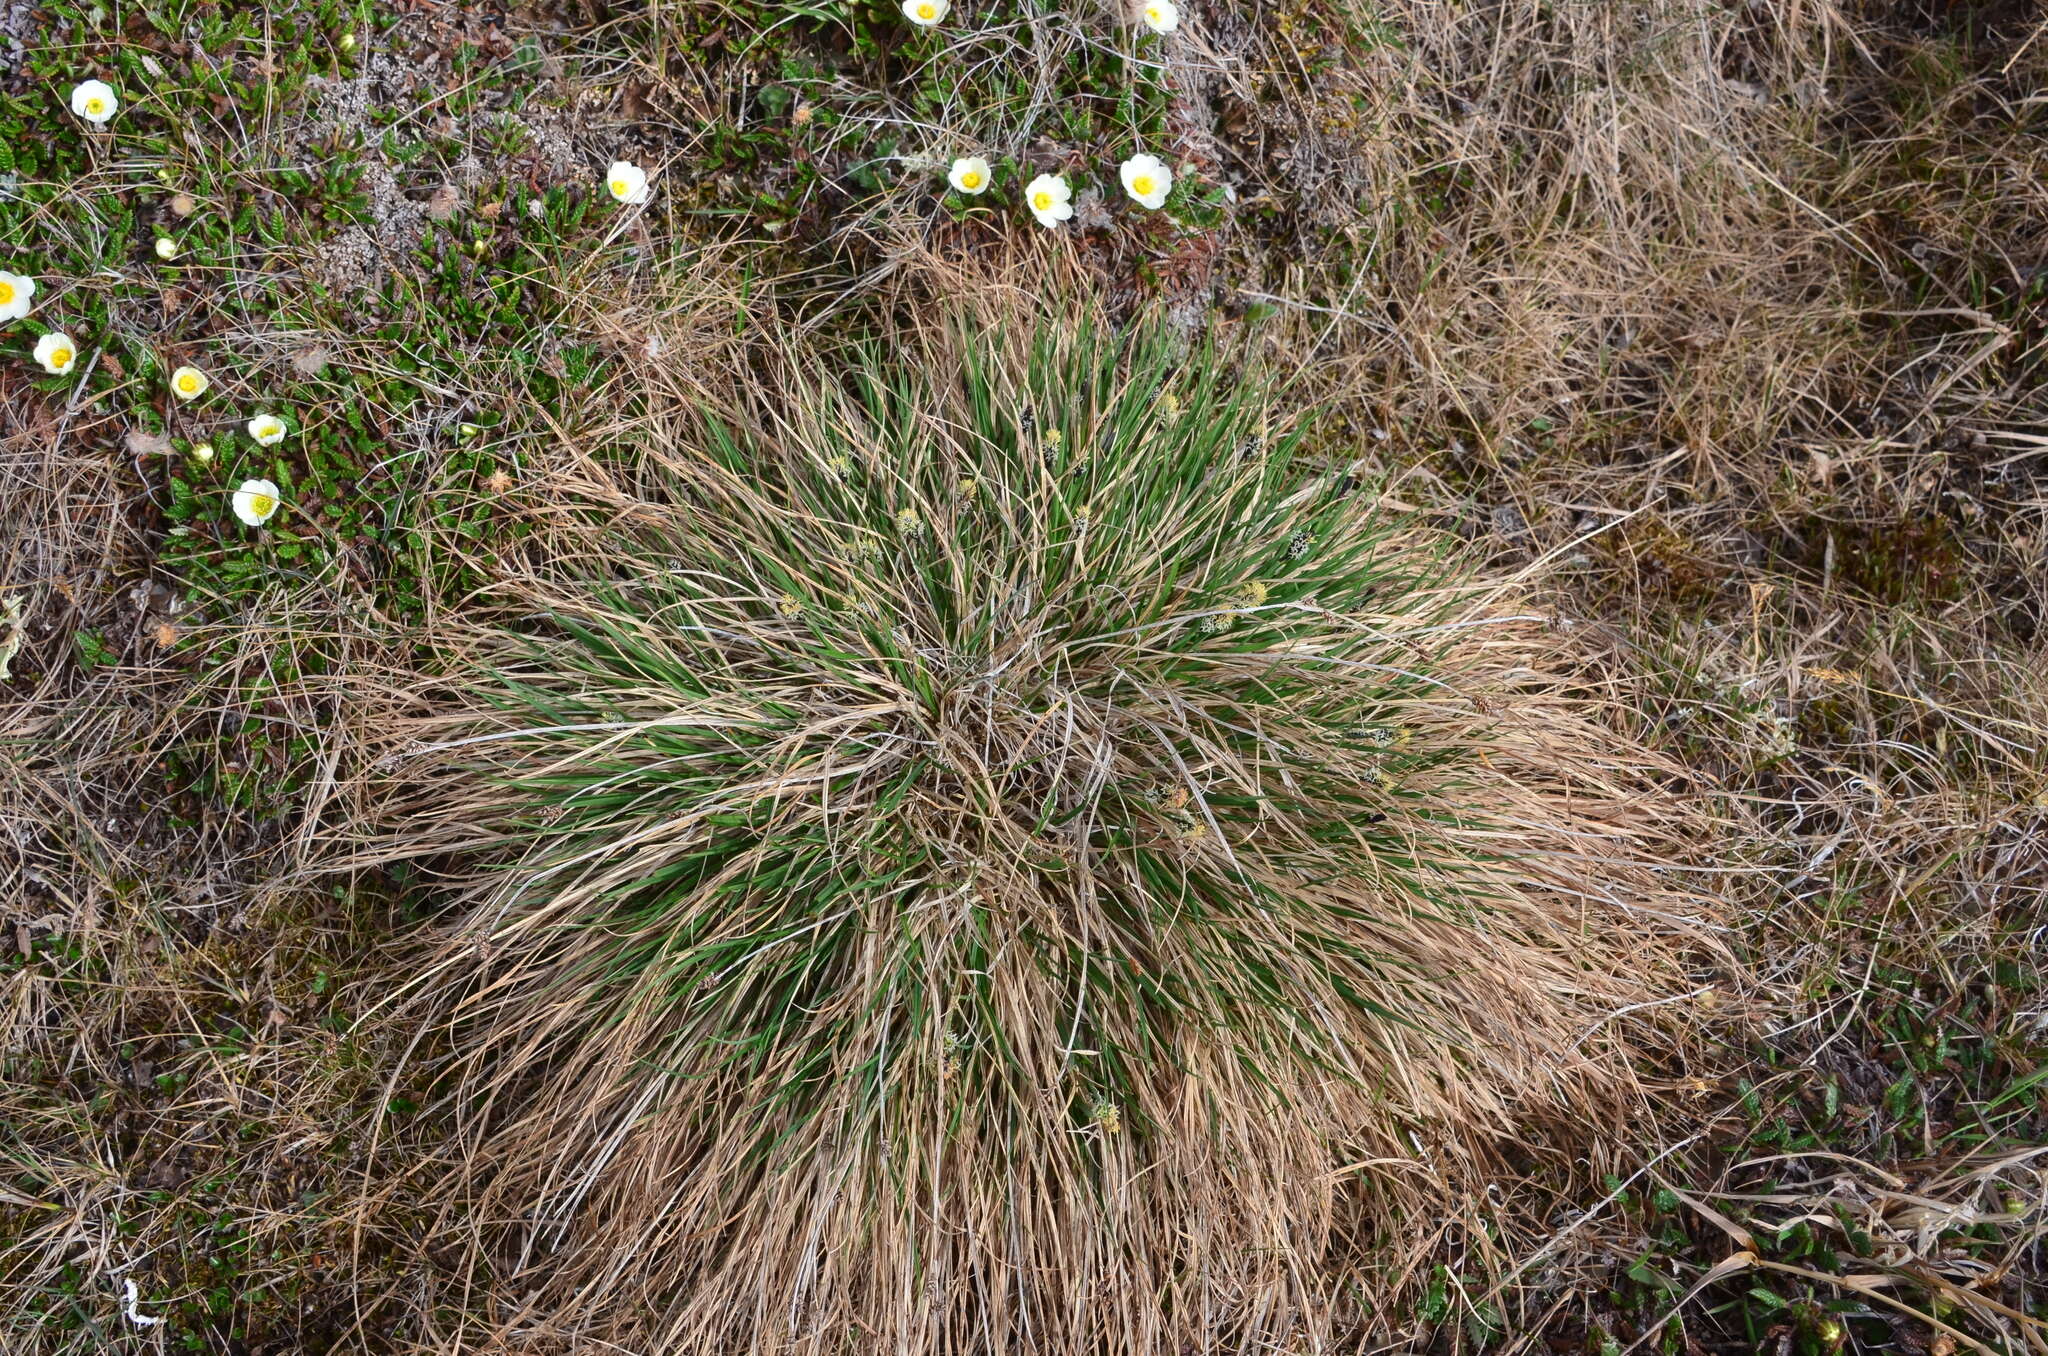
[
  {"xmin": 1216, "ymin": 0, "xmax": 2045, "ymax": 617},
  {"xmin": 0, "ymin": 406, "xmax": 434, "ymax": 1345}
]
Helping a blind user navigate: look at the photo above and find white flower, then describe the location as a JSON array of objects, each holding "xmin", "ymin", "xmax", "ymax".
[
  {"xmin": 947, "ymin": 156, "xmax": 992, "ymax": 196},
  {"xmin": 0, "ymin": 270, "xmax": 33, "ymax": 322},
  {"xmin": 605, "ymin": 160, "xmax": 650, "ymax": 205},
  {"xmin": 191, "ymin": 441, "xmax": 215, "ymax": 463},
  {"xmin": 32, "ymin": 331, "xmax": 76, "ymax": 375},
  {"xmin": 902, "ymin": 0, "xmax": 948, "ymax": 24},
  {"xmin": 247, "ymin": 413, "xmax": 288, "ymax": 445},
  {"xmin": 70, "ymin": 79, "xmax": 118, "ymax": 124},
  {"xmin": 154, "ymin": 236, "xmax": 178, "ymax": 260},
  {"xmin": 1119, "ymin": 154, "xmax": 1172, "ymax": 210},
  {"xmin": 169, "ymin": 364, "xmax": 209, "ymax": 401},
  {"xmin": 232, "ymin": 478, "xmax": 282, "ymax": 527},
  {"xmin": 1024, "ymin": 174, "xmax": 1074, "ymax": 228},
  {"xmin": 1140, "ymin": 0, "xmax": 1179, "ymax": 33}
]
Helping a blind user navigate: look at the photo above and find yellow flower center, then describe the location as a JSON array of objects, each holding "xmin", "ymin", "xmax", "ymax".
[
  {"xmin": 257, "ymin": 421, "xmax": 278, "ymax": 437},
  {"xmin": 1132, "ymin": 175, "xmax": 1156, "ymax": 197},
  {"xmin": 248, "ymin": 493, "xmax": 276, "ymax": 518},
  {"xmin": 610, "ymin": 178, "xmax": 628, "ymax": 196},
  {"xmin": 49, "ymin": 346, "xmax": 72, "ymax": 368},
  {"xmin": 86, "ymin": 98, "xmax": 105, "ymax": 114},
  {"xmin": 0, "ymin": 280, "xmax": 13, "ymax": 303},
  {"xmin": 177, "ymin": 372, "xmax": 200, "ymax": 392},
  {"xmin": 1032, "ymin": 192, "xmax": 1052, "ymax": 210},
  {"xmin": 960, "ymin": 170, "xmax": 982, "ymax": 190},
  {"xmin": 916, "ymin": 2, "xmax": 935, "ymax": 17}
]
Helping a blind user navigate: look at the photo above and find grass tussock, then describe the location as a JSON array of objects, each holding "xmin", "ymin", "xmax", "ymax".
[{"xmin": 346, "ymin": 285, "xmax": 1722, "ymax": 1353}]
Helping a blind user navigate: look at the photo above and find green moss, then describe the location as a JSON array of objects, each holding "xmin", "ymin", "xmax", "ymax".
[{"xmin": 1787, "ymin": 513, "xmax": 1970, "ymax": 606}]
